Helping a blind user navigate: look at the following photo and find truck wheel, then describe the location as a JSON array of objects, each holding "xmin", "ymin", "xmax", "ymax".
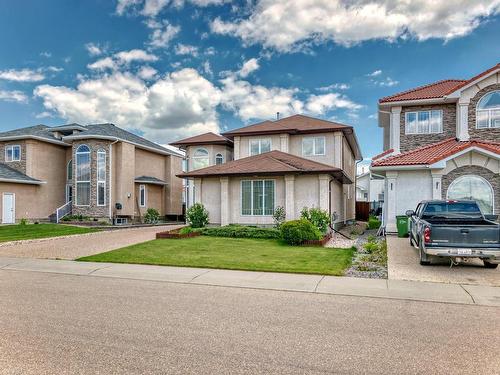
[
  {"xmin": 483, "ymin": 261, "xmax": 498, "ymax": 269},
  {"xmin": 419, "ymin": 246, "xmax": 431, "ymax": 266}
]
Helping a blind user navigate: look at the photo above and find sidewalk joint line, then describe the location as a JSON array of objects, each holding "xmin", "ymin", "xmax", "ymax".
[
  {"xmin": 314, "ymin": 275, "xmax": 325, "ymax": 292},
  {"xmin": 189, "ymin": 269, "xmax": 212, "ymax": 282},
  {"xmin": 87, "ymin": 265, "xmax": 113, "ymax": 275},
  {"xmin": 459, "ymin": 284, "xmax": 476, "ymax": 304}
]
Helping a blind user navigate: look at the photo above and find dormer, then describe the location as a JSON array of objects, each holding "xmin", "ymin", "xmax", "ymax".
[{"xmin": 48, "ymin": 123, "xmax": 87, "ymax": 140}]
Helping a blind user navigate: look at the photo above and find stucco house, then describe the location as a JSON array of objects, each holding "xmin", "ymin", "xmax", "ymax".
[
  {"xmin": 0, "ymin": 123, "xmax": 183, "ymax": 224},
  {"xmin": 355, "ymin": 171, "xmax": 384, "ymax": 203},
  {"xmin": 171, "ymin": 114, "xmax": 362, "ymax": 227},
  {"xmin": 372, "ymin": 63, "xmax": 500, "ymax": 232}
]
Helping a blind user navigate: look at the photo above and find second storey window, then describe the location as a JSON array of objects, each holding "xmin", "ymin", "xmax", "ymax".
[
  {"xmin": 75, "ymin": 145, "xmax": 91, "ymax": 206},
  {"xmin": 215, "ymin": 153, "xmax": 224, "ymax": 165},
  {"xmin": 405, "ymin": 110, "xmax": 442, "ymax": 134},
  {"xmin": 302, "ymin": 136, "xmax": 325, "ymax": 156},
  {"xmin": 477, "ymin": 91, "xmax": 500, "ymax": 129},
  {"xmin": 241, "ymin": 180, "xmax": 275, "ymax": 216},
  {"xmin": 5, "ymin": 145, "xmax": 21, "ymax": 162},
  {"xmin": 192, "ymin": 148, "xmax": 209, "ymax": 170},
  {"xmin": 250, "ymin": 139, "xmax": 271, "ymax": 156},
  {"xmin": 97, "ymin": 149, "xmax": 106, "ymax": 206}
]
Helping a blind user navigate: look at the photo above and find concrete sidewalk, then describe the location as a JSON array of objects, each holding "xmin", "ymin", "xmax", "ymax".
[{"xmin": 1, "ymin": 256, "xmax": 499, "ymax": 307}]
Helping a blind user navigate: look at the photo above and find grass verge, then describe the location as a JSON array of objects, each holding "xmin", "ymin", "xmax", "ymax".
[{"xmin": 0, "ymin": 223, "xmax": 99, "ymax": 243}]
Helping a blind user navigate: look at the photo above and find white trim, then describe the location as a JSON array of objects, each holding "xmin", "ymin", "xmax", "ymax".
[
  {"xmin": 447, "ymin": 67, "xmax": 500, "ymax": 98},
  {"xmin": 5, "ymin": 144, "xmax": 21, "ymax": 162},
  {"xmin": 249, "ymin": 138, "xmax": 272, "ymax": 156},
  {"xmin": 429, "ymin": 146, "xmax": 500, "ymax": 169},
  {"xmin": 404, "ymin": 110, "xmax": 443, "ymax": 135},
  {"xmin": 65, "ymin": 184, "xmax": 73, "ymax": 203},
  {"xmin": 379, "ymin": 97, "xmax": 452, "ymax": 107},
  {"xmin": 302, "ymin": 136, "xmax": 326, "ymax": 156},
  {"xmin": 446, "ymin": 174, "xmax": 495, "ymax": 214},
  {"xmin": 96, "ymin": 149, "xmax": 106, "ymax": 207},
  {"xmin": 66, "ymin": 159, "xmax": 72, "ymax": 181},
  {"xmin": 139, "ymin": 184, "xmax": 147, "ymax": 207},
  {"xmin": 0, "ymin": 135, "xmax": 70, "ymax": 146},
  {"xmin": 240, "ymin": 179, "xmax": 276, "ymax": 216},
  {"xmin": 134, "ymin": 179, "xmax": 167, "ymax": 185},
  {"xmin": 2, "ymin": 193, "xmax": 15, "ymax": 224},
  {"xmin": 475, "ymin": 90, "xmax": 500, "ymax": 129},
  {"xmin": 0, "ymin": 178, "xmax": 45, "ymax": 185},
  {"xmin": 75, "ymin": 144, "xmax": 91, "ymax": 207}
]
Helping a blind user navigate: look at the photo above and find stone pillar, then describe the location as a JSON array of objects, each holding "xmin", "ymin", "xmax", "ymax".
[
  {"xmin": 318, "ymin": 174, "xmax": 330, "ymax": 211},
  {"xmin": 333, "ymin": 131, "xmax": 343, "ymax": 168},
  {"xmin": 220, "ymin": 177, "xmax": 229, "ymax": 226},
  {"xmin": 385, "ymin": 171, "xmax": 398, "ymax": 232},
  {"xmin": 431, "ymin": 173, "xmax": 443, "ymax": 200},
  {"xmin": 233, "ymin": 136, "xmax": 241, "ymax": 160},
  {"xmin": 284, "ymin": 175, "xmax": 295, "ymax": 220},
  {"xmin": 194, "ymin": 178, "xmax": 202, "ymax": 204},
  {"xmin": 457, "ymin": 102, "xmax": 470, "ymax": 141},
  {"xmin": 390, "ymin": 106, "xmax": 401, "ymax": 154},
  {"xmin": 280, "ymin": 133, "xmax": 289, "ymax": 153}
]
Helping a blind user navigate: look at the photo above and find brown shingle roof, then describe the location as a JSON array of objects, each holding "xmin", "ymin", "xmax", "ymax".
[
  {"xmin": 177, "ymin": 150, "xmax": 352, "ymax": 183},
  {"xmin": 371, "ymin": 138, "xmax": 500, "ymax": 167},
  {"xmin": 170, "ymin": 132, "xmax": 233, "ymax": 147},
  {"xmin": 222, "ymin": 114, "xmax": 351, "ymax": 136}
]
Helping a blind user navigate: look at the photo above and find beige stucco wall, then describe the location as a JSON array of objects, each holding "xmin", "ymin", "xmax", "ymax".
[
  {"xmin": 186, "ymin": 144, "xmax": 233, "ymax": 170},
  {"xmin": 166, "ymin": 155, "xmax": 183, "ymax": 215},
  {"xmin": 289, "ymin": 133, "xmax": 336, "ymax": 166},
  {"xmin": 135, "ymin": 183, "xmax": 164, "ymax": 217},
  {"xmin": 0, "ymin": 183, "xmax": 41, "ymax": 221},
  {"xmin": 238, "ymin": 135, "xmax": 282, "ymax": 159},
  {"xmin": 113, "ymin": 142, "xmax": 136, "ymax": 217},
  {"xmin": 329, "ymin": 180, "xmax": 343, "ymax": 224},
  {"xmin": 342, "ymin": 138, "xmax": 355, "ymax": 180},
  {"xmin": 201, "ymin": 177, "xmax": 222, "ymax": 224},
  {"xmin": 135, "ymin": 148, "xmax": 167, "ymax": 180}
]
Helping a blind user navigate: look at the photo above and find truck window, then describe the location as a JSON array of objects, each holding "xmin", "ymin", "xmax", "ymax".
[{"xmin": 422, "ymin": 202, "xmax": 482, "ymax": 219}]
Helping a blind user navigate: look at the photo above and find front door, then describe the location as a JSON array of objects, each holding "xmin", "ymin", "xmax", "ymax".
[
  {"xmin": 2, "ymin": 193, "xmax": 15, "ymax": 224},
  {"xmin": 66, "ymin": 184, "xmax": 73, "ymax": 203}
]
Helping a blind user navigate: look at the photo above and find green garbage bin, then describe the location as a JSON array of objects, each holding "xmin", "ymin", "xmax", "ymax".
[{"xmin": 396, "ymin": 215, "xmax": 409, "ymax": 238}]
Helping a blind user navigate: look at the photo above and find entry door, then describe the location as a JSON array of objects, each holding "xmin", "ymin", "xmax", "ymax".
[
  {"xmin": 2, "ymin": 193, "xmax": 15, "ymax": 224},
  {"xmin": 66, "ymin": 184, "xmax": 73, "ymax": 203}
]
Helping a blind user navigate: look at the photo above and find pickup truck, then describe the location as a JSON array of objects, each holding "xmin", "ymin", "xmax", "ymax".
[{"xmin": 406, "ymin": 200, "xmax": 500, "ymax": 268}]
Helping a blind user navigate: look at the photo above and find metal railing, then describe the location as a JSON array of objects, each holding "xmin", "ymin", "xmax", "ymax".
[{"xmin": 56, "ymin": 201, "xmax": 72, "ymax": 223}]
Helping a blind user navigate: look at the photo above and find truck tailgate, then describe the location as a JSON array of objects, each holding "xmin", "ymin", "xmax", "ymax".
[{"xmin": 430, "ymin": 225, "xmax": 499, "ymax": 247}]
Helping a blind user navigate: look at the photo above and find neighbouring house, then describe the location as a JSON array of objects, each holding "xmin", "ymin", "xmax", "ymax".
[
  {"xmin": 355, "ymin": 172, "xmax": 384, "ymax": 203},
  {"xmin": 171, "ymin": 114, "xmax": 362, "ymax": 228},
  {"xmin": 372, "ymin": 63, "xmax": 500, "ymax": 232},
  {"xmin": 0, "ymin": 123, "xmax": 183, "ymax": 224}
]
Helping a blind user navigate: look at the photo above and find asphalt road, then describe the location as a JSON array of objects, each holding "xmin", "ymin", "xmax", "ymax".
[{"xmin": 1, "ymin": 270, "xmax": 499, "ymax": 375}]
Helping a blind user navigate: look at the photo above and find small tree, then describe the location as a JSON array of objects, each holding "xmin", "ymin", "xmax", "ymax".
[
  {"xmin": 186, "ymin": 203, "xmax": 209, "ymax": 228},
  {"xmin": 272, "ymin": 206, "xmax": 286, "ymax": 228},
  {"xmin": 144, "ymin": 208, "xmax": 160, "ymax": 224},
  {"xmin": 300, "ymin": 207, "xmax": 331, "ymax": 234},
  {"xmin": 280, "ymin": 219, "xmax": 322, "ymax": 245}
]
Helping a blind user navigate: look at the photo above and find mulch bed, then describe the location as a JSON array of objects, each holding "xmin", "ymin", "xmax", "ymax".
[
  {"xmin": 301, "ymin": 232, "xmax": 333, "ymax": 246},
  {"xmin": 156, "ymin": 228, "xmax": 200, "ymax": 239}
]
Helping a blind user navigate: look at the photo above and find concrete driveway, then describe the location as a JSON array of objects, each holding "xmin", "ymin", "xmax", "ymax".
[
  {"xmin": 387, "ymin": 236, "xmax": 500, "ymax": 286},
  {"xmin": 0, "ymin": 224, "xmax": 183, "ymax": 260}
]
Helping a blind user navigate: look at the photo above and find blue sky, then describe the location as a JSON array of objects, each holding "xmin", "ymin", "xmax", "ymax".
[{"xmin": 0, "ymin": 0, "xmax": 499, "ymax": 159}]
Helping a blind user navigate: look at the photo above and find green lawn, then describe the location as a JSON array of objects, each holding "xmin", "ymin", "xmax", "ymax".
[
  {"xmin": 0, "ymin": 223, "xmax": 99, "ymax": 243},
  {"xmin": 78, "ymin": 236, "xmax": 355, "ymax": 276}
]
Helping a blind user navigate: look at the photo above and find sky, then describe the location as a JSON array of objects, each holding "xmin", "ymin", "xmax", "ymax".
[{"xmin": 0, "ymin": 0, "xmax": 499, "ymax": 160}]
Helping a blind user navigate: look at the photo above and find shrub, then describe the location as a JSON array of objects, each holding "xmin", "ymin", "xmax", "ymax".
[
  {"xmin": 201, "ymin": 225, "xmax": 281, "ymax": 239},
  {"xmin": 186, "ymin": 203, "xmax": 209, "ymax": 228},
  {"xmin": 280, "ymin": 219, "xmax": 322, "ymax": 245},
  {"xmin": 368, "ymin": 216, "xmax": 381, "ymax": 229},
  {"xmin": 300, "ymin": 207, "xmax": 331, "ymax": 234},
  {"xmin": 61, "ymin": 214, "xmax": 90, "ymax": 222},
  {"xmin": 179, "ymin": 226, "xmax": 202, "ymax": 235},
  {"xmin": 19, "ymin": 218, "xmax": 28, "ymax": 225},
  {"xmin": 363, "ymin": 242, "xmax": 379, "ymax": 254},
  {"xmin": 272, "ymin": 206, "xmax": 286, "ymax": 228},
  {"xmin": 144, "ymin": 208, "xmax": 160, "ymax": 224}
]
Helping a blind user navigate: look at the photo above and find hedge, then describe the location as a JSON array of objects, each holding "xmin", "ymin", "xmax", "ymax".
[{"xmin": 201, "ymin": 225, "xmax": 281, "ymax": 239}]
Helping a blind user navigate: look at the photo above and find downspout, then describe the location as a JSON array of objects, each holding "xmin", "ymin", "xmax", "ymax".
[{"xmin": 108, "ymin": 140, "xmax": 119, "ymax": 221}]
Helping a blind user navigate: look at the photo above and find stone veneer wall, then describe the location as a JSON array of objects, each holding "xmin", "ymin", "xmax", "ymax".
[
  {"xmin": 0, "ymin": 140, "xmax": 27, "ymax": 174},
  {"xmin": 468, "ymin": 83, "xmax": 500, "ymax": 142},
  {"xmin": 441, "ymin": 165, "xmax": 500, "ymax": 214},
  {"xmin": 399, "ymin": 104, "xmax": 456, "ymax": 153},
  {"xmin": 72, "ymin": 140, "xmax": 111, "ymax": 218}
]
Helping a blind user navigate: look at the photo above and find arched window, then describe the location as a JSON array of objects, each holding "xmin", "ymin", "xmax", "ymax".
[
  {"xmin": 97, "ymin": 149, "xmax": 106, "ymax": 206},
  {"xmin": 75, "ymin": 145, "xmax": 91, "ymax": 206},
  {"xmin": 447, "ymin": 175, "xmax": 494, "ymax": 214},
  {"xmin": 477, "ymin": 91, "xmax": 500, "ymax": 129},
  {"xmin": 215, "ymin": 153, "xmax": 224, "ymax": 165},
  {"xmin": 66, "ymin": 160, "xmax": 72, "ymax": 181},
  {"xmin": 192, "ymin": 148, "xmax": 209, "ymax": 170}
]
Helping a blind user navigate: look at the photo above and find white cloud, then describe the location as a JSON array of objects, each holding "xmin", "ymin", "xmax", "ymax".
[
  {"xmin": 40, "ymin": 51, "xmax": 52, "ymax": 58},
  {"xmin": 0, "ymin": 90, "xmax": 28, "ymax": 103},
  {"xmin": 238, "ymin": 58, "xmax": 259, "ymax": 78},
  {"xmin": 85, "ymin": 42, "xmax": 106, "ymax": 56},
  {"xmin": 35, "ymin": 111, "xmax": 53, "ymax": 119},
  {"xmin": 202, "ymin": 61, "xmax": 213, "ymax": 76},
  {"xmin": 317, "ymin": 83, "xmax": 350, "ymax": 91},
  {"xmin": 0, "ymin": 68, "xmax": 45, "ymax": 82},
  {"xmin": 376, "ymin": 77, "xmax": 399, "ymax": 87},
  {"xmin": 88, "ymin": 57, "xmax": 116, "ymax": 71},
  {"xmin": 137, "ymin": 66, "xmax": 158, "ymax": 80},
  {"xmin": 174, "ymin": 43, "xmax": 199, "ymax": 57},
  {"xmin": 211, "ymin": 0, "xmax": 500, "ymax": 52},
  {"xmin": 305, "ymin": 93, "xmax": 362, "ymax": 115},
  {"xmin": 115, "ymin": 49, "xmax": 158, "ymax": 63},
  {"xmin": 117, "ymin": 0, "xmax": 228, "ymax": 16},
  {"xmin": 146, "ymin": 19, "xmax": 180, "ymax": 48},
  {"xmin": 367, "ymin": 70, "xmax": 382, "ymax": 77}
]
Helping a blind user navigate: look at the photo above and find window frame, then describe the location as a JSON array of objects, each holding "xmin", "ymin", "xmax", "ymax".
[
  {"xmin": 5, "ymin": 145, "xmax": 21, "ymax": 162},
  {"xmin": 476, "ymin": 90, "xmax": 500, "ymax": 129},
  {"xmin": 192, "ymin": 148, "xmax": 209, "ymax": 170},
  {"xmin": 75, "ymin": 144, "xmax": 91, "ymax": 207},
  {"xmin": 96, "ymin": 149, "xmax": 106, "ymax": 207},
  {"xmin": 446, "ymin": 174, "xmax": 494, "ymax": 214},
  {"xmin": 302, "ymin": 136, "xmax": 326, "ymax": 156},
  {"xmin": 215, "ymin": 153, "xmax": 224, "ymax": 165},
  {"xmin": 249, "ymin": 138, "xmax": 272, "ymax": 156},
  {"xmin": 139, "ymin": 184, "xmax": 147, "ymax": 207},
  {"xmin": 240, "ymin": 179, "xmax": 275, "ymax": 216},
  {"xmin": 405, "ymin": 110, "xmax": 443, "ymax": 134}
]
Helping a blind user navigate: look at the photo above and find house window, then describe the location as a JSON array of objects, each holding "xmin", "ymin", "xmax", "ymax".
[
  {"xmin": 192, "ymin": 148, "xmax": 209, "ymax": 170},
  {"xmin": 405, "ymin": 110, "xmax": 443, "ymax": 134},
  {"xmin": 241, "ymin": 180, "xmax": 275, "ymax": 216},
  {"xmin": 447, "ymin": 175, "xmax": 494, "ymax": 214},
  {"xmin": 67, "ymin": 160, "xmax": 72, "ymax": 181},
  {"xmin": 97, "ymin": 149, "xmax": 106, "ymax": 206},
  {"xmin": 215, "ymin": 153, "xmax": 224, "ymax": 165},
  {"xmin": 75, "ymin": 145, "xmax": 90, "ymax": 206},
  {"xmin": 5, "ymin": 145, "xmax": 21, "ymax": 162},
  {"xmin": 250, "ymin": 139, "xmax": 271, "ymax": 156},
  {"xmin": 477, "ymin": 91, "xmax": 500, "ymax": 129},
  {"xmin": 302, "ymin": 136, "xmax": 325, "ymax": 156},
  {"xmin": 139, "ymin": 184, "xmax": 146, "ymax": 207}
]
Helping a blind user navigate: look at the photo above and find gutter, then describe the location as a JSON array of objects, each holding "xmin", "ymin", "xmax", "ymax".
[
  {"xmin": 0, "ymin": 178, "xmax": 45, "ymax": 185},
  {"xmin": 0, "ymin": 135, "xmax": 70, "ymax": 147}
]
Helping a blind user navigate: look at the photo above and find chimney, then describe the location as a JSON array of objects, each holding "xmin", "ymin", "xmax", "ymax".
[{"xmin": 276, "ymin": 112, "xmax": 280, "ymax": 120}]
